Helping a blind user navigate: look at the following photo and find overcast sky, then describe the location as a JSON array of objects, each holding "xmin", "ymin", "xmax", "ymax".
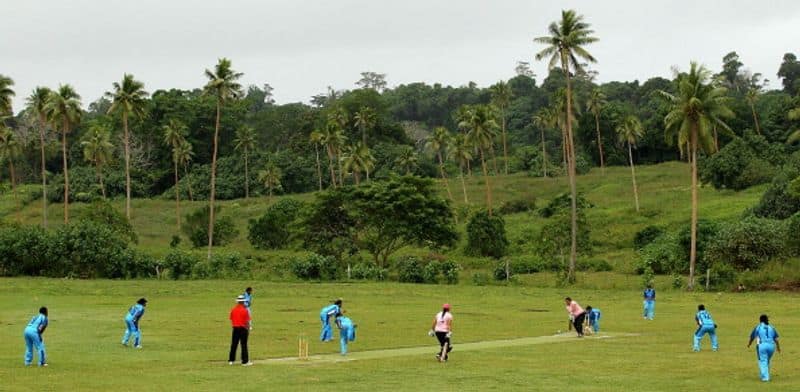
[{"xmin": 3, "ymin": 0, "xmax": 800, "ymax": 112}]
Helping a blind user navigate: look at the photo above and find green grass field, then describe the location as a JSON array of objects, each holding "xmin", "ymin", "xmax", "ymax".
[{"xmin": 1, "ymin": 279, "xmax": 798, "ymax": 391}]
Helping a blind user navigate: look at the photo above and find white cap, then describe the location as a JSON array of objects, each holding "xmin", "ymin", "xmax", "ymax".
[{"xmin": 236, "ymin": 295, "xmax": 246, "ymax": 302}]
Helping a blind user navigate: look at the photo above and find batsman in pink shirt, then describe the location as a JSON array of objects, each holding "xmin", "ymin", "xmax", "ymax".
[{"xmin": 565, "ymin": 297, "xmax": 587, "ymax": 337}]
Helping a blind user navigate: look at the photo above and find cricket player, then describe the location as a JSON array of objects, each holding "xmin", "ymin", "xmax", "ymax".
[
  {"xmin": 429, "ymin": 303, "xmax": 453, "ymax": 362},
  {"xmin": 122, "ymin": 298, "xmax": 147, "ymax": 348},
  {"xmin": 242, "ymin": 287, "xmax": 253, "ymax": 329},
  {"xmin": 747, "ymin": 314, "xmax": 781, "ymax": 382},
  {"xmin": 335, "ymin": 312, "xmax": 356, "ymax": 355},
  {"xmin": 585, "ymin": 306, "xmax": 601, "ymax": 334},
  {"xmin": 320, "ymin": 298, "xmax": 342, "ymax": 342},
  {"xmin": 23, "ymin": 307, "xmax": 48, "ymax": 367},
  {"xmin": 643, "ymin": 284, "xmax": 655, "ymax": 320},
  {"xmin": 693, "ymin": 304, "xmax": 718, "ymax": 352},
  {"xmin": 565, "ymin": 297, "xmax": 586, "ymax": 337}
]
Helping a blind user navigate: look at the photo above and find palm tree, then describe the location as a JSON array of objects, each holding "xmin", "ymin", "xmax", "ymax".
[
  {"xmin": 661, "ymin": 62, "xmax": 734, "ymax": 290},
  {"xmin": 745, "ymin": 88, "xmax": 762, "ymax": 135},
  {"xmin": 45, "ymin": 84, "xmax": 82, "ymax": 224},
  {"xmin": 203, "ymin": 58, "xmax": 243, "ymax": 260},
  {"xmin": 342, "ymin": 142, "xmax": 374, "ymax": 185},
  {"xmin": 459, "ymin": 105, "xmax": 499, "ymax": 215},
  {"xmin": 490, "ymin": 81, "xmax": 513, "ymax": 174},
  {"xmin": 80, "ymin": 124, "xmax": 114, "ymax": 198},
  {"xmin": 616, "ymin": 115, "xmax": 645, "ymax": 212},
  {"xmin": 532, "ymin": 108, "xmax": 557, "ymax": 177},
  {"xmin": 163, "ymin": 119, "xmax": 188, "ymax": 227},
  {"xmin": 0, "ymin": 74, "xmax": 13, "ymax": 115},
  {"xmin": 0, "ymin": 121, "xmax": 21, "ymax": 219},
  {"xmin": 26, "ymin": 87, "xmax": 52, "ymax": 227},
  {"xmin": 786, "ymin": 104, "xmax": 800, "ymax": 144},
  {"xmin": 106, "ymin": 74, "xmax": 148, "ymax": 220},
  {"xmin": 448, "ymin": 133, "xmax": 472, "ymax": 203},
  {"xmin": 395, "ymin": 146, "xmax": 419, "ymax": 175},
  {"xmin": 234, "ymin": 125, "xmax": 256, "ymax": 199},
  {"xmin": 322, "ymin": 121, "xmax": 347, "ymax": 187},
  {"xmin": 175, "ymin": 139, "xmax": 195, "ymax": 201},
  {"xmin": 309, "ymin": 130, "xmax": 325, "ymax": 190},
  {"xmin": 587, "ymin": 89, "xmax": 607, "ymax": 174},
  {"xmin": 328, "ymin": 109, "xmax": 349, "ymax": 185},
  {"xmin": 353, "ymin": 106, "xmax": 376, "ymax": 146},
  {"xmin": 535, "ymin": 9, "xmax": 598, "ymax": 282},
  {"xmin": 426, "ymin": 126, "xmax": 454, "ymax": 200},
  {"xmin": 257, "ymin": 162, "xmax": 282, "ymax": 200}
]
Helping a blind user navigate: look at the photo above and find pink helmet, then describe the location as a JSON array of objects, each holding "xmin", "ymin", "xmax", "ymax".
[{"xmin": 442, "ymin": 303, "xmax": 451, "ymax": 310}]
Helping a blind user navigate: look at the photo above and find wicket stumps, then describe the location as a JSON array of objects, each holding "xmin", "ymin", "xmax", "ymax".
[{"xmin": 298, "ymin": 334, "xmax": 309, "ymax": 360}]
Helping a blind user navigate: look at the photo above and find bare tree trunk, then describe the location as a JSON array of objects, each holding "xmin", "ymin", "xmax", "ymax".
[
  {"xmin": 174, "ymin": 159, "xmax": 181, "ymax": 228},
  {"xmin": 438, "ymin": 151, "xmax": 453, "ymax": 201},
  {"xmin": 61, "ymin": 123, "xmax": 69, "ymax": 224},
  {"xmin": 39, "ymin": 114, "xmax": 48, "ymax": 228},
  {"xmin": 326, "ymin": 145, "xmax": 337, "ymax": 188},
  {"xmin": 184, "ymin": 165, "xmax": 194, "ymax": 202},
  {"xmin": 123, "ymin": 112, "xmax": 132, "ymax": 220},
  {"xmin": 564, "ymin": 62, "xmax": 578, "ymax": 283},
  {"xmin": 354, "ymin": 171, "xmax": 360, "ymax": 186},
  {"xmin": 243, "ymin": 148, "xmax": 249, "ymax": 199},
  {"xmin": 501, "ymin": 112, "xmax": 509, "ymax": 175},
  {"xmin": 688, "ymin": 130, "xmax": 698, "ymax": 291},
  {"xmin": 459, "ymin": 163, "xmax": 468, "ymax": 204},
  {"xmin": 713, "ymin": 126, "xmax": 719, "ymax": 151},
  {"xmin": 207, "ymin": 102, "xmax": 221, "ymax": 261},
  {"xmin": 314, "ymin": 144, "xmax": 323, "ymax": 191},
  {"xmin": 751, "ymin": 104, "xmax": 761, "ymax": 135},
  {"xmin": 628, "ymin": 142, "xmax": 640, "ymax": 212},
  {"xmin": 480, "ymin": 148, "xmax": 493, "ymax": 215},
  {"xmin": 541, "ymin": 128, "xmax": 548, "ymax": 178},
  {"xmin": 595, "ymin": 113, "xmax": 605, "ymax": 175},
  {"xmin": 336, "ymin": 148, "xmax": 344, "ymax": 186},
  {"xmin": 489, "ymin": 143, "xmax": 498, "ymax": 175},
  {"xmin": 96, "ymin": 160, "xmax": 106, "ymax": 199}
]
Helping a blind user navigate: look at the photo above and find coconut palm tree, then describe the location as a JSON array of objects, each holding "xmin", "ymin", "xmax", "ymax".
[
  {"xmin": 0, "ymin": 74, "xmax": 13, "ymax": 115},
  {"xmin": 322, "ymin": 121, "xmax": 347, "ymax": 187},
  {"xmin": 26, "ymin": 87, "xmax": 51, "ymax": 227},
  {"xmin": 328, "ymin": 109, "xmax": 349, "ymax": 185},
  {"xmin": 489, "ymin": 81, "xmax": 513, "ymax": 174},
  {"xmin": 353, "ymin": 106, "xmax": 376, "ymax": 146},
  {"xmin": 395, "ymin": 146, "xmax": 419, "ymax": 175},
  {"xmin": 661, "ymin": 62, "xmax": 734, "ymax": 290},
  {"xmin": 175, "ymin": 139, "xmax": 195, "ymax": 201},
  {"xmin": 459, "ymin": 105, "xmax": 499, "ymax": 215},
  {"xmin": 203, "ymin": 58, "xmax": 243, "ymax": 260},
  {"xmin": 0, "ymin": 120, "xmax": 21, "ymax": 219},
  {"xmin": 616, "ymin": 115, "xmax": 645, "ymax": 212},
  {"xmin": 745, "ymin": 88, "xmax": 762, "ymax": 135},
  {"xmin": 234, "ymin": 125, "xmax": 256, "ymax": 199},
  {"xmin": 535, "ymin": 9, "xmax": 598, "ymax": 282},
  {"xmin": 447, "ymin": 133, "xmax": 472, "ymax": 203},
  {"xmin": 425, "ymin": 126, "xmax": 454, "ymax": 200},
  {"xmin": 587, "ymin": 89, "xmax": 607, "ymax": 174},
  {"xmin": 163, "ymin": 119, "xmax": 188, "ymax": 227},
  {"xmin": 257, "ymin": 162, "xmax": 282, "ymax": 200},
  {"xmin": 309, "ymin": 130, "xmax": 325, "ymax": 190},
  {"xmin": 106, "ymin": 74, "xmax": 148, "ymax": 220},
  {"xmin": 81, "ymin": 124, "xmax": 114, "ymax": 198},
  {"xmin": 532, "ymin": 107, "xmax": 557, "ymax": 178},
  {"xmin": 342, "ymin": 142, "xmax": 374, "ymax": 185},
  {"xmin": 45, "ymin": 84, "xmax": 82, "ymax": 224}
]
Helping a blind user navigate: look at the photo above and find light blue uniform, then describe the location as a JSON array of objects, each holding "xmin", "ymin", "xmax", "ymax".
[
  {"xmin": 643, "ymin": 288, "xmax": 655, "ymax": 320},
  {"xmin": 243, "ymin": 291, "xmax": 252, "ymax": 327},
  {"xmin": 587, "ymin": 308, "xmax": 601, "ymax": 333},
  {"xmin": 122, "ymin": 304, "xmax": 145, "ymax": 347},
  {"xmin": 750, "ymin": 323, "xmax": 779, "ymax": 381},
  {"xmin": 336, "ymin": 315, "xmax": 356, "ymax": 355},
  {"xmin": 319, "ymin": 304, "xmax": 340, "ymax": 342},
  {"xmin": 693, "ymin": 310, "xmax": 718, "ymax": 351},
  {"xmin": 23, "ymin": 314, "xmax": 48, "ymax": 366}
]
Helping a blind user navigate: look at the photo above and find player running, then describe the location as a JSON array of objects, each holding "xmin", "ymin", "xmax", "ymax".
[
  {"xmin": 429, "ymin": 303, "xmax": 453, "ymax": 362},
  {"xmin": 747, "ymin": 314, "xmax": 781, "ymax": 382},
  {"xmin": 23, "ymin": 307, "xmax": 48, "ymax": 367},
  {"xmin": 122, "ymin": 298, "xmax": 147, "ymax": 348},
  {"xmin": 320, "ymin": 298, "xmax": 342, "ymax": 342},
  {"xmin": 693, "ymin": 304, "xmax": 718, "ymax": 352}
]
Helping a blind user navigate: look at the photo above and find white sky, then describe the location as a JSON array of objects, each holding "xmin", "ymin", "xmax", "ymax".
[{"xmin": 3, "ymin": 0, "xmax": 799, "ymax": 112}]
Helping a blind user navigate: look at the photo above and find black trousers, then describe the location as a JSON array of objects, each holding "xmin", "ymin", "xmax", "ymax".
[
  {"xmin": 229, "ymin": 327, "xmax": 249, "ymax": 363},
  {"xmin": 435, "ymin": 331, "xmax": 452, "ymax": 359},
  {"xmin": 573, "ymin": 312, "xmax": 586, "ymax": 336}
]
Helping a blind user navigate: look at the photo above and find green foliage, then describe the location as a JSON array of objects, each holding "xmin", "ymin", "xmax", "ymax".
[
  {"xmin": 163, "ymin": 249, "xmax": 200, "ymax": 280},
  {"xmin": 637, "ymin": 220, "xmax": 719, "ymax": 275},
  {"xmin": 465, "ymin": 210, "xmax": 509, "ymax": 258},
  {"xmin": 247, "ymin": 198, "xmax": 304, "ymax": 249},
  {"xmin": 671, "ymin": 273, "xmax": 684, "ymax": 289},
  {"xmin": 498, "ymin": 197, "xmax": 536, "ymax": 215},
  {"xmin": 192, "ymin": 252, "xmax": 250, "ymax": 279},
  {"xmin": 706, "ymin": 217, "xmax": 788, "ymax": 271},
  {"xmin": 788, "ymin": 212, "xmax": 800, "ymax": 252},
  {"xmin": 181, "ymin": 205, "xmax": 239, "ymax": 247},
  {"xmin": 640, "ymin": 266, "xmax": 655, "ymax": 287},
  {"xmin": 634, "ymin": 225, "xmax": 664, "ymax": 250},
  {"xmin": 753, "ymin": 166, "xmax": 800, "ymax": 219},
  {"xmin": 536, "ymin": 210, "xmax": 591, "ymax": 260},
  {"xmin": 290, "ymin": 253, "xmax": 339, "ymax": 280},
  {"xmin": 697, "ymin": 262, "xmax": 737, "ymax": 290},
  {"xmin": 0, "ymin": 225, "xmax": 53, "ymax": 276},
  {"xmin": 577, "ymin": 258, "xmax": 613, "ymax": 272},
  {"xmin": 349, "ymin": 262, "xmax": 387, "ymax": 281},
  {"xmin": 538, "ymin": 192, "xmax": 592, "ymax": 218},
  {"xmin": 471, "ymin": 272, "xmax": 490, "ymax": 286},
  {"xmin": 396, "ymin": 256, "xmax": 424, "ymax": 283},
  {"xmin": 76, "ymin": 200, "xmax": 138, "ymax": 244},
  {"xmin": 301, "ymin": 189, "xmax": 358, "ymax": 260},
  {"xmin": 699, "ymin": 135, "xmax": 779, "ymax": 190},
  {"xmin": 49, "ymin": 166, "xmax": 152, "ymax": 203}
]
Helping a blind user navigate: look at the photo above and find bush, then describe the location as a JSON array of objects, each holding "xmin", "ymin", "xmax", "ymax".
[
  {"xmin": 471, "ymin": 272, "xmax": 490, "ymax": 286},
  {"xmin": 0, "ymin": 225, "xmax": 53, "ymax": 276},
  {"xmin": 76, "ymin": 200, "xmax": 138, "ymax": 244},
  {"xmin": 440, "ymin": 260, "xmax": 461, "ymax": 284},
  {"xmin": 192, "ymin": 252, "xmax": 250, "ymax": 279},
  {"xmin": 350, "ymin": 262, "xmax": 387, "ymax": 281},
  {"xmin": 634, "ymin": 226, "xmax": 665, "ymax": 250},
  {"xmin": 538, "ymin": 193, "xmax": 592, "ymax": 218},
  {"xmin": 577, "ymin": 258, "xmax": 613, "ymax": 272},
  {"xmin": 705, "ymin": 217, "xmax": 787, "ymax": 271},
  {"xmin": 422, "ymin": 262, "xmax": 441, "ymax": 284},
  {"xmin": 396, "ymin": 256, "xmax": 424, "ymax": 283},
  {"xmin": 699, "ymin": 136, "xmax": 776, "ymax": 190},
  {"xmin": 788, "ymin": 213, "xmax": 800, "ymax": 252},
  {"xmin": 498, "ymin": 197, "xmax": 536, "ymax": 215},
  {"xmin": 493, "ymin": 256, "xmax": 558, "ymax": 280},
  {"xmin": 637, "ymin": 233, "xmax": 682, "ymax": 275},
  {"xmin": 465, "ymin": 210, "xmax": 509, "ymax": 258},
  {"xmin": 698, "ymin": 262, "xmax": 737, "ymax": 290},
  {"xmin": 290, "ymin": 253, "xmax": 338, "ymax": 280},
  {"xmin": 248, "ymin": 198, "xmax": 304, "ymax": 249},
  {"xmin": 163, "ymin": 249, "xmax": 201, "ymax": 280},
  {"xmin": 753, "ymin": 167, "xmax": 800, "ymax": 219},
  {"xmin": 182, "ymin": 206, "xmax": 240, "ymax": 247}
]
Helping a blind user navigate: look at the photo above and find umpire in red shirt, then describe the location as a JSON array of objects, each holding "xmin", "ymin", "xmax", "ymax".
[{"xmin": 229, "ymin": 295, "xmax": 252, "ymax": 366}]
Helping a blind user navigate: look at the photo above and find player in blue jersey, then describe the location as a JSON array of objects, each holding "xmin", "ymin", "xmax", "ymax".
[
  {"xmin": 319, "ymin": 298, "xmax": 342, "ymax": 342},
  {"xmin": 242, "ymin": 287, "xmax": 253, "ymax": 329},
  {"xmin": 642, "ymin": 284, "xmax": 655, "ymax": 320},
  {"xmin": 693, "ymin": 304, "xmax": 718, "ymax": 352},
  {"xmin": 747, "ymin": 314, "xmax": 781, "ymax": 382},
  {"xmin": 122, "ymin": 298, "xmax": 148, "ymax": 348},
  {"xmin": 335, "ymin": 312, "xmax": 356, "ymax": 355},
  {"xmin": 585, "ymin": 306, "xmax": 601, "ymax": 334},
  {"xmin": 23, "ymin": 307, "xmax": 48, "ymax": 367}
]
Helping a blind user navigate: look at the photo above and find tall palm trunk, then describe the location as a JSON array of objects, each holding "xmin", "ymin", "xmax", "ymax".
[
  {"xmin": 595, "ymin": 113, "xmax": 605, "ymax": 175},
  {"xmin": 184, "ymin": 165, "xmax": 194, "ymax": 202},
  {"xmin": 489, "ymin": 143, "xmax": 498, "ymax": 174},
  {"xmin": 174, "ymin": 159, "xmax": 181, "ymax": 228},
  {"xmin": 95, "ymin": 160, "xmax": 106, "ymax": 199},
  {"xmin": 459, "ymin": 163, "xmax": 468, "ymax": 203},
  {"xmin": 61, "ymin": 121, "xmax": 70, "ymax": 224},
  {"xmin": 336, "ymin": 148, "xmax": 344, "ymax": 186},
  {"xmin": 627, "ymin": 142, "xmax": 640, "ymax": 212},
  {"xmin": 541, "ymin": 128, "xmax": 548, "ymax": 177},
  {"xmin": 123, "ymin": 112, "xmax": 132, "ymax": 220},
  {"xmin": 314, "ymin": 144, "xmax": 323, "ymax": 191},
  {"xmin": 243, "ymin": 148, "xmax": 249, "ymax": 199},
  {"xmin": 479, "ymin": 147, "xmax": 493, "ymax": 215},
  {"xmin": 563, "ymin": 58, "xmax": 578, "ymax": 283},
  {"xmin": 354, "ymin": 171, "xmax": 361, "ymax": 186},
  {"xmin": 207, "ymin": 102, "xmax": 221, "ymax": 261},
  {"xmin": 9, "ymin": 158, "xmax": 18, "ymax": 221},
  {"xmin": 688, "ymin": 129, "xmax": 699, "ymax": 290},
  {"xmin": 326, "ymin": 145, "xmax": 337, "ymax": 188},
  {"xmin": 750, "ymin": 103, "xmax": 761, "ymax": 135},
  {"xmin": 713, "ymin": 126, "xmax": 719, "ymax": 151},
  {"xmin": 437, "ymin": 151, "xmax": 453, "ymax": 201},
  {"xmin": 38, "ymin": 114, "xmax": 48, "ymax": 228},
  {"xmin": 501, "ymin": 112, "xmax": 509, "ymax": 174}
]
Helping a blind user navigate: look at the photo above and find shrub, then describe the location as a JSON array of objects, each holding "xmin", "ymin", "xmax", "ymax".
[
  {"xmin": 465, "ymin": 210, "xmax": 509, "ymax": 258},
  {"xmin": 182, "ymin": 206, "xmax": 239, "ymax": 247},
  {"xmin": 753, "ymin": 167, "xmax": 800, "ymax": 219},
  {"xmin": 676, "ymin": 219, "xmax": 720, "ymax": 272},
  {"xmin": 538, "ymin": 193, "xmax": 592, "ymax": 218},
  {"xmin": 192, "ymin": 252, "xmax": 250, "ymax": 279},
  {"xmin": 0, "ymin": 225, "xmax": 53, "ymax": 276},
  {"xmin": 705, "ymin": 217, "xmax": 787, "ymax": 271},
  {"xmin": 76, "ymin": 200, "xmax": 138, "ymax": 244},
  {"xmin": 440, "ymin": 260, "xmax": 461, "ymax": 284},
  {"xmin": 637, "ymin": 233, "xmax": 682, "ymax": 274},
  {"xmin": 498, "ymin": 197, "xmax": 536, "ymax": 215},
  {"xmin": 493, "ymin": 256, "xmax": 558, "ymax": 280},
  {"xmin": 350, "ymin": 262, "xmax": 387, "ymax": 281},
  {"xmin": 290, "ymin": 253, "xmax": 338, "ymax": 280},
  {"xmin": 698, "ymin": 262, "xmax": 737, "ymax": 290},
  {"xmin": 248, "ymin": 198, "xmax": 304, "ymax": 249},
  {"xmin": 163, "ymin": 249, "xmax": 201, "ymax": 280},
  {"xmin": 634, "ymin": 226, "xmax": 665, "ymax": 250},
  {"xmin": 396, "ymin": 256, "xmax": 424, "ymax": 283},
  {"xmin": 422, "ymin": 262, "xmax": 441, "ymax": 284},
  {"xmin": 788, "ymin": 212, "xmax": 800, "ymax": 252},
  {"xmin": 471, "ymin": 272, "xmax": 490, "ymax": 286},
  {"xmin": 578, "ymin": 258, "xmax": 613, "ymax": 272},
  {"xmin": 671, "ymin": 273, "xmax": 684, "ymax": 289}
]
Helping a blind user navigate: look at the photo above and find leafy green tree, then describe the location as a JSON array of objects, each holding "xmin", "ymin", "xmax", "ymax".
[
  {"xmin": 447, "ymin": 133, "xmax": 472, "ymax": 203},
  {"xmin": 323, "ymin": 115, "xmax": 347, "ymax": 187},
  {"xmin": 616, "ymin": 115, "xmax": 644, "ymax": 212},
  {"xmin": 106, "ymin": 74, "xmax": 148, "ymax": 220},
  {"xmin": 587, "ymin": 89, "xmax": 608, "ymax": 173},
  {"xmin": 175, "ymin": 139, "xmax": 195, "ymax": 201},
  {"xmin": 354, "ymin": 106, "xmax": 376, "ymax": 147},
  {"xmin": 342, "ymin": 142, "xmax": 374, "ymax": 185},
  {"xmin": 490, "ymin": 81, "xmax": 513, "ymax": 174},
  {"xmin": 0, "ymin": 122, "xmax": 21, "ymax": 217},
  {"xmin": 425, "ymin": 126, "xmax": 453, "ymax": 200},
  {"xmin": 465, "ymin": 210, "xmax": 508, "ymax": 258},
  {"xmin": 661, "ymin": 62, "xmax": 734, "ymax": 290},
  {"xmin": 26, "ymin": 86, "xmax": 52, "ymax": 227},
  {"xmin": 535, "ymin": 9, "xmax": 598, "ymax": 282},
  {"xmin": 81, "ymin": 123, "xmax": 114, "ymax": 198},
  {"xmin": 745, "ymin": 87, "xmax": 762, "ymax": 135},
  {"xmin": 203, "ymin": 58, "xmax": 243, "ymax": 260},
  {"xmin": 394, "ymin": 145, "xmax": 419, "ymax": 175},
  {"xmin": 309, "ymin": 130, "xmax": 325, "ymax": 190},
  {"xmin": 532, "ymin": 107, "xmax": 557, "ymax": 177},
  {"xmin": 45, "ymin": 84, "xmax": 82, "ymax": 224},
  {"xmin": 163, "ymin": 119, "xmax": 188, "ymax": 226},
  {"xmin": 0, "ymin": 74, "xmax": 13, "ymax": 115},
  {"xmin": 257, "ymin": 161, "xmax": 282, "ymax": 199},
  {"xmin": 234, "ymin": 125, "xmax": 256, "ymax": 199},
  {"xmin": 460, "ymin": 105, "xmax": 499, "ymax": 214},
  {"xmin": 777, "ymin": 53, "xmax": 800, "ymax": 95},
  {"xmin": 788, "ymin": 103, "xmax": 800, "ymax": 144}
]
